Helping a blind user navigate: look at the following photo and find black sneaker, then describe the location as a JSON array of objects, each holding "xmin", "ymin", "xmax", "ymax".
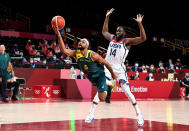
[
  {"xmin": 11, "ymin": 96, "xmax": 18, "ymax": 101},
  {"xmin": 105, "ymin": 99, "xmax": 111, "ymax": 103},
  {"xmin": 2, "ymin": 98, "xmax": 9, "ymax": 103}
]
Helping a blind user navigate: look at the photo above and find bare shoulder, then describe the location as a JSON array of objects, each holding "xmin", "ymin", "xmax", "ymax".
[
  {"xmin": 124, "ymin": 38, "xmax": 132, "ymax": 49},
  {"xmin": 91, "ymin": 51, "xmax": 100, "ymax": 60},
  {"xmin": 125, "ymin": 37, "xmax": 132, "ymax": 43}
]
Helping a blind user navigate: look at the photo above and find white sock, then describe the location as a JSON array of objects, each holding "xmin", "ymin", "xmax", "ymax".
[
  {"xmin": 89, "ymin": 92, "xmax": 99, "ymax": 116},
  {"xmin": 93, "ymin": 92, "xmax": 100, "ymax": 103},
  {"xmin": 134, "ymin": 104, "xmax": 141, "ymax": 115},
  {"xmin": 120, "ymin": 83, "xmax": 141, "ymax": 115},
  {"xmin": 89, "ymin": 103, "xmax": 97, "ymax": 116}
]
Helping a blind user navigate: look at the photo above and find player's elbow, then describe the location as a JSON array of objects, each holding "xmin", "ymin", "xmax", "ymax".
[
  {"xmin": 102, "ymin": 30, "xmax": 107, "ymax": 36},
  {"xmin": 102, "ymin": 31, "xmax": 106, "ymax": 36},
  {"xmin": 141, "ymin": 36, "xmax": 147, "ymax": 42},
  {"xmin": 136, "ymin": 37, "xmax": 146, "ymax": 44},
  {"xmin": 61, "ymin": 49, "xmax": 69, "ymax": 56},
  {"xmin": 99, "ymin": 97, "xmax": 106, "ymax": 101},
  {"xmin": 61, "ymin": 48, "xmax": 66, "ymax": 54}
]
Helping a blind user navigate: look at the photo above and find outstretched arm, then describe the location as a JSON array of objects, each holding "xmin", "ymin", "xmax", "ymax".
[
  {"xmin": 102, "ymin": 8, "xmax": 115, "ymax": 41},
  {"xmin": 91, "ymin": 51, "xmax": 117, "ymax": 80},
  {"xmin": 127, "ymin": 14, "xmax": 147, "ymax": 45},
  {"xmin": 52, "ymin": 26, "xmax": 76, "ymax": 57}
]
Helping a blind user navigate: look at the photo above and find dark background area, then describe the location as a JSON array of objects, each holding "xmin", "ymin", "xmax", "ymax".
[
  {"xmin": 1, "ymin": 1, "xmax": 189, "ymax": 37},
  {"xmin": 0, "ymin": 0, "xmax": 189, "ymax": 66}
]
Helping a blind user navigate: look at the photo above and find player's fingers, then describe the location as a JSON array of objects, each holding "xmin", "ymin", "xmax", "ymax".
[
  {"xmin": 55, "ymin": 24, "xmax": 58, "ymax": 29},
  {"xmin": 111, "ymin": 8, "xmax": 115, "ymax": 12},
  {"xmin": 137, "ymin": 14, "xmax": 140, "ymax": 18},
  {"xmin": 52, "ymin": 25, "xmax": 57, "ymax": 29},
  {"xmin": 52, "ymin": 25, "xmax": 55, "ymax": 30},
  {"xmin": 139, "ymin": 14, "xmax": 143, "ymax": 18},
  {"xmin": 52, "ymin": 26, "xmax": 59, "ymax": 34},
  {"xmin": 53, "ymin": 26, "xmax": 58, "ymax": 32}
]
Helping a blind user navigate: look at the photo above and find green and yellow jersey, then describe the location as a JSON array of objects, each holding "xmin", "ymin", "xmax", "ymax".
[
  {"xmin": 76, "ymin": 50, "xmax": 104, "ymax": 76},
  {"xmin": 75, "ymin": 50, "xmax": 107, "ymax": 92}
]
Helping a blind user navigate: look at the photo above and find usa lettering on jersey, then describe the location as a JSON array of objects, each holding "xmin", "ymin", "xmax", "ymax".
[{"xmin": 105, "ymin": 37, "xmax": 129, "ymax": 64}]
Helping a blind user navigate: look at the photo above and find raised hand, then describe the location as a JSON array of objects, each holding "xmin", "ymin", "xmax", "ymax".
[
  {"xmin": 133, "ymin": 14, "xmax": 144, "ymax": 23},
  {"xmin": 52, "ymin": 25, "xmax": 61, "ymax": 36},
  {"xmin": 106, "ymin": 8, "xmax": 115, "ymax": 17}
]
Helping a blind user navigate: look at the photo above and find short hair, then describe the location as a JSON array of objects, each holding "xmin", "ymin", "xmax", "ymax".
[
  {"xmin": 118, "ymin": 25, "xmax": 127, "ymax": 33},
  {"xmin": 81, "ymin": 38, "xmax": 91, "ymax": 49},
  {"xmin": 0, "ymin": 44, "xmax": 5, "ymax": 49},
  {"xmin": 87, "ymin": 39, "xmax": 91, "ymax": 49},
  {"xmin": 81, "ymin": 38, "xmax": 89, "ymax": 46}
]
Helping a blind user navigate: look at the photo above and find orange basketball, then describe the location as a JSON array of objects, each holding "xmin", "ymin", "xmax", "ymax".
[{"xmin": 51, "ymin": 16, "xmax": 65, "ymax": 30}]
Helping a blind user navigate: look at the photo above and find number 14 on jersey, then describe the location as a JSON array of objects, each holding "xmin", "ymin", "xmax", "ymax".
[{"xmin": 110, "ymin": 48, "xmax": 117, "ymax": 57}]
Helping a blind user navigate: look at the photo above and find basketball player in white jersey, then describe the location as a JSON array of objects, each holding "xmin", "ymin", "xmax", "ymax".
[
  {"xmin": 103, "ymin": 8, "xmax": 146, "ymax": 126},
  {"xmin": 85, "ymin": 9, "xmax": 146, "ymax": 126}
]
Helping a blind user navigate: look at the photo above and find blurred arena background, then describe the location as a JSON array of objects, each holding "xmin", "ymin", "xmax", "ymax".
[
  {"xmin": 0, "ymin": 1, "xmax": 189, "ymax": 67},
  {"xmin": 0, "ymin": 1, "xmax": 189, "ymax": 131}
]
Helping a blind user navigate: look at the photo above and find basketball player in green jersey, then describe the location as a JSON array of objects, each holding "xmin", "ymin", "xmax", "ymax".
[{"xmin": 52, "ymin": 26, "xmax": 117, "ymax": 123}]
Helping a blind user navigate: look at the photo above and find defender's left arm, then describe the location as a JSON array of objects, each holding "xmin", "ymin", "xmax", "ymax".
[
  {"xmin": 127, "ymin": 14, "xmax": 146, "ymax": 45},
  {"xmin": 91, "ymin": 51, "xmax": 117, "ymax": 80}
]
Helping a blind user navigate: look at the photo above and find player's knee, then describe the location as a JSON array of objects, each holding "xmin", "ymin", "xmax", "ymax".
[
  {"xmin": 124, "ymin": 87, "xmax": 132, "ymax": 96},
  {"xmin": 120, "ymin": 83, "xmax": 131, "ymax": 95},
  {"xmin": 99, "ymin": 97, "xmax": 106, "ymax": 101},
  {"xmin": 98, "ymin": 92, "xmax": 106, "ymax": 101}
]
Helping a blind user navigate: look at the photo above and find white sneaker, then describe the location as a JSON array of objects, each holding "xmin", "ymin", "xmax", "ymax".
[
  {"xmin": 137, "ymin": 113, "xmax": 144, "ymax": 126},
  {"xmin": 85, "ymin": 114, "xmax": 95, "ymax": 123}
]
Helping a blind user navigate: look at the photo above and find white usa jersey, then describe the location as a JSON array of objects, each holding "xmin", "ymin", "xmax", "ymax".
[{"xmin": 105, "ymin": 36, "xmax": 129, "ymax": 65}]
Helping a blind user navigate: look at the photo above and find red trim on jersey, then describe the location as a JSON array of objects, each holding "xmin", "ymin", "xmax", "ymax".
[{"xmin": 111, "ymin": 36, "xmax": 126, "ymax": 44}]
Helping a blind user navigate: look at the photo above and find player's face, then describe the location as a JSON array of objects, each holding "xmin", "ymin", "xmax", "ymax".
[
  {"xmin": 0, "ymin": 45, "xmax": 5, "ymax": 53},
  {"xmin": 116, "ymin": 27, "xmax": 125, "ymax": 38},
  {"xmin": 186, "ymin": 73, "xmax": 189, "ymax": 78},
  {"xmin": 78, "ymin": 40, "xmax": 87, "ymax": 50}
]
